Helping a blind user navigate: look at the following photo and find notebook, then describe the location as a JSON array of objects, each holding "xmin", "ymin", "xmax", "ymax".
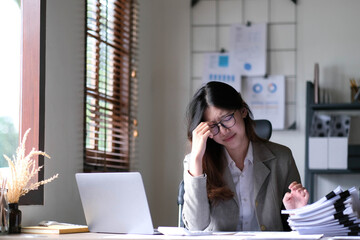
[{"xmin": 75, "ymin": 172, "xmax": 154, "ymax": 234}]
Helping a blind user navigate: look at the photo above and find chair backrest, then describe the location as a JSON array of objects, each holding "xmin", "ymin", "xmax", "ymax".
[
  {"xmin": 254, "ymin": 119, "xmax": 272, "ymax": 140},
  {"xmin": 177, "ymin": 119, "xmax": 272, "ymax": 227}
]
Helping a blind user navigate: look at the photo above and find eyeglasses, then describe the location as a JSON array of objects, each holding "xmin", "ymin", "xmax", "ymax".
[{"xmin": 208, "ymin": 112, "xmax": 236, "ymax": 136}]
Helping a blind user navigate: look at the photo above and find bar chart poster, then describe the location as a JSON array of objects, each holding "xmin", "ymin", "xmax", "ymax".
[{"xmin": 202, "ymin": 52, "xmax": 241, "ymax": 92}]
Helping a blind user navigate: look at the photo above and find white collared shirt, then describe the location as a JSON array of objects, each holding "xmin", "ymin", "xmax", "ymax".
[{"xmin": 225, "ymin": 142, "xmax": 260, "ymax": 231}]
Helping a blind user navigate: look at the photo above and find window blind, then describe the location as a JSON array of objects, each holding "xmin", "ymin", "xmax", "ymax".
[{"xmin": 85, "ymin": 0, "xmax": 138, "ymax": 172}]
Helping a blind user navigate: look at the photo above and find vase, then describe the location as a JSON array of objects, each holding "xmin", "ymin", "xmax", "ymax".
[
  {"xmin": 0, "ymin": 189, "xmax": 9, "ymax": 234},
  {"xmin": 8, "ymin": 203, "xmax": 21, "ymax": 234}
]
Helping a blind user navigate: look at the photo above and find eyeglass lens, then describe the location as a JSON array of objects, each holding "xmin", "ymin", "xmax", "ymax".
[{"xmin": 209, "ymin": 113, "xmax": 236, "ymax": 136}]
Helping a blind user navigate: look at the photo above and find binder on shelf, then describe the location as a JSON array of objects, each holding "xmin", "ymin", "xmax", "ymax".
[
  {"xmin": 328, "ymin": 115, "xmax": 350, "ymax": 169},
  {"xmin": 309, "ymin": 114, "xmax": 330, "ymax": 169},
  {"xmin": 309, "ymin": 138, "xmax": 328, "ymax": 169},
  {"xmin": 309, "ymin": 114, "xmax": 352, "ymax": 170}
]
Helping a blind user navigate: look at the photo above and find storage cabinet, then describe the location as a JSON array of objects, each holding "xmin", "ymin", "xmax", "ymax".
[{"xmin": 305, "ymin": 81, "xmax": 360, "ymax": 202}]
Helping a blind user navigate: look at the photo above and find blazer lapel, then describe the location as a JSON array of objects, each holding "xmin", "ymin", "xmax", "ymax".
[{"xmin": 252, "ymin": 141, "xmax": 275, "ymax": 200}]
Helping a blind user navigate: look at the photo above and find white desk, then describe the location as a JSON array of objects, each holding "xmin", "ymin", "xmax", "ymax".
[{"xmin": 0, "ymin": 231, "xmax": 348, "ymax": 240}]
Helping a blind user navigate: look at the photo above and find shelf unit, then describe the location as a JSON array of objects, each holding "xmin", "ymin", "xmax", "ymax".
[{"xmin": 305, "ymin": 81, "xmax": 360, "ymax": 202}]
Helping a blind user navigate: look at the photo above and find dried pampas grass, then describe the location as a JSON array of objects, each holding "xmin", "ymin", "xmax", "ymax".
[{"xmin": 3, "ymin": 128, "xmax": 58, "ymax": 203}]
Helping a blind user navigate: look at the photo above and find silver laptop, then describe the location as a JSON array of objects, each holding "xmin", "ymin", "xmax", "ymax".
[{"xmin": 75, "ymin": 172, "xmax": 154, "ymax": 234}]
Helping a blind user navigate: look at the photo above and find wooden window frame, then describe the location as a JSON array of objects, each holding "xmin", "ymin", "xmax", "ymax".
[
  {"xmin": 19, "ymin": 0, "xmax": 46, "ymax": 205},
  {"xmin": 84, "ymin": 0, "xmax": 138, "ymax": 172}
]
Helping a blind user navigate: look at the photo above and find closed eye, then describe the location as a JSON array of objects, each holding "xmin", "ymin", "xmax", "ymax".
[
  {"xmin": 209, "ymin": 124, "xmax": 217, "ymax": 128},
  {"xmin": 222, "ymin": 114, "xmax": 233, "ymax": 122}
]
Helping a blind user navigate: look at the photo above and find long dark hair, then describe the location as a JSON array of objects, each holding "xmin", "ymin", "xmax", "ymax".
[{"xmin": 186, "ymin": 81, "xmax": 262, "ymax": 202}]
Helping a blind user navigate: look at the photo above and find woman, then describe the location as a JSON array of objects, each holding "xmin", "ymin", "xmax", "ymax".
[{"xmin": 182, "ymin": 81, "xmax": 308, "ymax": 232}]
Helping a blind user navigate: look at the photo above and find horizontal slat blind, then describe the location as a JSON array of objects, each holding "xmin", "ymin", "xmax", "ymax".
[{"xmin": 85, "ymin": 0, "xmax": 138, "ymax": 172}]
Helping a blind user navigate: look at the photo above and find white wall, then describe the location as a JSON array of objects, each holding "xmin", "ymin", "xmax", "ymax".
[
  {"xmin": 137, "ymin": 0, "xmax": 190, "ymax": 227},
  {"xmin": 19, "ymin": 0, "xmax": 360, "ymax": 228},
  {"xmin": 297, "ymin": 0, "xmax": 360, "ymax": 102}
]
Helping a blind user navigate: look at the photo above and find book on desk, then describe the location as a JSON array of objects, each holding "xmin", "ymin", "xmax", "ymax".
[{"xmin": 21, "ymin": 224, "xmax": 89, "ymax": 234}]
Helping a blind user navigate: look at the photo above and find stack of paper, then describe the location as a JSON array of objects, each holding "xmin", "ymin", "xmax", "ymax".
[{"xmin": 282, "ymin": 186, "xmax": 360, "ymax": 237}]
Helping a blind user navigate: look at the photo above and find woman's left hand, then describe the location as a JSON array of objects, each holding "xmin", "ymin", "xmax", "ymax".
[{"xmin": 282, "ymin": 181, "xmax": 309, "ymax": 210}]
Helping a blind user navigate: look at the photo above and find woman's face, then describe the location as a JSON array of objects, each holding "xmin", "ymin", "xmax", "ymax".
[{"xmin": 204, "ymin": 106, "xmax": 248, "ymax": 150}]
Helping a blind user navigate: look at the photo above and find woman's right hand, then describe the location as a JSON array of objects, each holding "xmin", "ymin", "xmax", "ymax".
[
  {"xmin": 188, "ymin": 122, "xmax": 213, "ymax": 177},
  {"xmin": 283, "ymin": 181, "xmax": 309, "ymax": 210}
]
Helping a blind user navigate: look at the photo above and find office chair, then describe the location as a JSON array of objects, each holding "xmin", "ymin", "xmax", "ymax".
[{"xmin": 177, "ymin": 119, "xmax": 272, "ymax": 227}]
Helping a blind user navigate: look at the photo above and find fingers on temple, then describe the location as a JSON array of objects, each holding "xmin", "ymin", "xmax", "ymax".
[
  {"xmin": 196, "ymin": 122, "xmax": 213, "ymax": 139},
  {"xmin": 194, "ymin": 122, "xmax": 209, "ymax": 134}
]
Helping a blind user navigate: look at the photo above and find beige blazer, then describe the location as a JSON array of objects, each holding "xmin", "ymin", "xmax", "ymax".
[{"xmin": 182, "ymin": 140, "xmax": 301, "ymax": 231}]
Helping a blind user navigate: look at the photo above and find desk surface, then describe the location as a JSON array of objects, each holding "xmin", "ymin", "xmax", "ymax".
[{"xmin": 0, "ymin": 232, "xmax": 354, "ymax": 240}]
